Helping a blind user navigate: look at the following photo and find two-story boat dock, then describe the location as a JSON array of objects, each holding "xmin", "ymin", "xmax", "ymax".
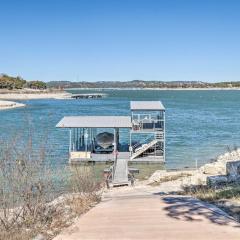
[
  {"xmin": 56, "ymin": 101, "xmax": 165, "ymax": 164},
  {"xmin": 56, "ymin": 101, "xmax": 165, "ymax": 186}
]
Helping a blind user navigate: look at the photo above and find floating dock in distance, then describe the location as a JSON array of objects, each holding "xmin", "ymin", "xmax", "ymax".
[{"xmin": 71, "ymin": 93, "xmax": 107, "ymax": 99}]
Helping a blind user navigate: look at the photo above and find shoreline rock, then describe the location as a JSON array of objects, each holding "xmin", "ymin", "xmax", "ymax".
[{"xmin": 149, "ymin": 148, "xmax": 240, "ymax": 188}]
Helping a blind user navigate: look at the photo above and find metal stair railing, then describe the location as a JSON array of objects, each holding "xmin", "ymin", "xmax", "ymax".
[
  {"xmin": 130, "ymin": 138, "xmax": 159, "ymax": 160},
  {"xmin": 131, "ymin": 134, "xmax": 155, "ymax": 152}
]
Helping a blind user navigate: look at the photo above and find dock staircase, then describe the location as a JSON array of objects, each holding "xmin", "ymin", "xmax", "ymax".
[
  {"xmin": 112, "ymin": 158, "xmax": 129, "ymax": 186},
  {"xmin": 130, "ymin": 132, "xmax": 163, "ymax": 160}
]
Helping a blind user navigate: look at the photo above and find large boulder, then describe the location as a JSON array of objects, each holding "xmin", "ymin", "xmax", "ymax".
[
  {"xmin": 226, "ymin": 160, "xmax": 240, "ymax": 181},
  {"xmin": 148, "ymin": 170, "xmax": 167, "ymax": 184},
  {"xmin": 200, "ymin": 162, "xmax": 226, "ymax": 175},
  {"xmin": 207, "ymin": 175, "xmax": 228, "ymax": 187},
  {"xmin": 216, "ymin": 150, "xmax": 240, "ymax": 163},
  {"xmin": 181, "ymin": 172, "xmax": 207, "ymax": 186}
]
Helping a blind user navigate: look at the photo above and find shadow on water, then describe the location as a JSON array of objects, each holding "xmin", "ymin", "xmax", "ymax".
[{"xmin": 158, "ymin": 195, "xmax": 240, "ymax": 227}]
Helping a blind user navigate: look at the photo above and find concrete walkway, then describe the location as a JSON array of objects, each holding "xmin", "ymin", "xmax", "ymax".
[{"xmin": 54, "ymin": 186, "xmax": 240, "ymax": 240}]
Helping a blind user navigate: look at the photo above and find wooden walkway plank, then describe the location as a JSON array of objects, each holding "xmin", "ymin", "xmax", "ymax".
[
  {"xmin": 113, "ymin": 159, "xmax": 129, "ymax": 186},
  {"xmin": 54, "ymin": 187, "xmax": 240, "ymax": 240}
]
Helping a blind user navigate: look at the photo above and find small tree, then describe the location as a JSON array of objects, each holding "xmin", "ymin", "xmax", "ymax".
[{"xmin": 27, "ymin": 81, "xmax": 47, "ymax": 90}]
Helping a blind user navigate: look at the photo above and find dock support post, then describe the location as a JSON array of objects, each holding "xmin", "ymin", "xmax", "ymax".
[
  {"xmin": 114, "ymin": 128, "xmax": 117, "ymax": 161},
  {"xmin": 77, "ymin": 128, "xmax": 80, "ymax": 151},
  {"xmin": 129, "ymin": 130, "xmax": 132, "ymax": 157},
  {"xmin": 84, "ymin": 128, "xmax": 88, "ymax": 154},
  {"xmin": 69, "ymin": 129, "xmax": 72, "ymax": 163},
  {"xmin": 80, "ymin": 128, "xmax": 83, "ymax": 147},
  {"xmin": 73, "ymin": 128, "xmax": 75, "ymax": 151},
  {"xmin": 163, "ymin": 110, "xmax": 165, "ymax": 162},
  {"xmin": 113, "ymin": 128, "xmax": 118, "ymax": 180}
]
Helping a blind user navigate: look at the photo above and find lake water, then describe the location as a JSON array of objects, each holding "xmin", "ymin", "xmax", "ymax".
[{"xmin": 1, "ymin": 89, "xmax": 240, "ymax": 172}]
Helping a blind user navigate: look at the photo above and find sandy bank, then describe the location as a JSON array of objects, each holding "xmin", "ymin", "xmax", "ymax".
[
  {"xmin": 0, "ymin": 92, "xmax": 72, "ymax": 100},
  {"xmin": 0, "ymin": 100, "xmax": 25, "ymax": 110}
]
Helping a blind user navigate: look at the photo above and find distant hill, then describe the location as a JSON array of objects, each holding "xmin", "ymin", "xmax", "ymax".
[
  {"xmin": 47, "ymin": 80, "xmax": 239, "ymax": 89},
  {"xmin": 2, "ymin": 74, "xmax": 239, "ymax": 90}
]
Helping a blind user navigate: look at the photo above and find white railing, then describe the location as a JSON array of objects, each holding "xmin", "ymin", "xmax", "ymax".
[{"xmin": 132, "ymin": 119, "xmax": 163, "ymax": 131}]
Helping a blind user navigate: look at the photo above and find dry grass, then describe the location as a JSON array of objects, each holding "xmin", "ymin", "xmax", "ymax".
[
  {"xmin": 70, "ymin": 165, "xmax": 102, "ymax": 195},
  {"xmin": 0, "ymin": 229, "xmax": 36, "ymax": 240},
  {"xmin": 0, "ymin": 193, "xmax": 100, "ymax": 240},
  {"xmin": 184, "ymin": 184, "xmax": 240, "ymax": 202},
  {"xmin": 0, "ymin": 130, "xmax": 102, "ymax": 240},
  {"xmin": 41, "ymin": 193, "xmax": 100, "ymax": 239},
  {"xmin": 0, "ymin": 131, "xmax": 53, "ymax": 230}
]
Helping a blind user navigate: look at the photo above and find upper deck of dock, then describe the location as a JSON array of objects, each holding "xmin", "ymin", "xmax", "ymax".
[{"xmin": 130, "ymin": 101, "xmax": 165, "ymax": 111}]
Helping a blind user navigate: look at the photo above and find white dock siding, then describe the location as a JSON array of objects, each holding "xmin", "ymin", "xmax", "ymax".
[{"xmin": 56, "ymin": 116, "xmax": 132, "ymax": 128}]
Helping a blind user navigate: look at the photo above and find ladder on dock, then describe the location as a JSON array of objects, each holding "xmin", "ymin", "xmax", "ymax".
[{"xmin": 112, "ymin": 159, "xmax": 129, "ymax": 186}]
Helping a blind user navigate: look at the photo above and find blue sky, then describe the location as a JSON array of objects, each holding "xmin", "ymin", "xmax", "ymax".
[{"xmin": 0, "ymin": 0, "xmax": 240, "ymax": 82}]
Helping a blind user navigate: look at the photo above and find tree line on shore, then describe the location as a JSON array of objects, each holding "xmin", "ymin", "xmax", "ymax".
[
  {"xmin": 47, "ymin": 79, "xmax": 240, "ymax": 89},
  {"xmin": 2, "ymin": 73, "xmax": 240, "ymax": 90},
  {"xmin": 0, "ymin": 74, "xmax": 47, "ymax": 90}
]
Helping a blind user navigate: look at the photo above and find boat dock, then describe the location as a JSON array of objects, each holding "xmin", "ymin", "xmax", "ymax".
[
  {"xmin": 56, "ymin": 101, "xmax": 165, "ymax": 164},
  {"xmin": 71, "ymin": 93, "xmax": 107, "ymax": 99},
  {"xmin": 56, "ymin": 101, "xmax": 165, "ymax": 186}
]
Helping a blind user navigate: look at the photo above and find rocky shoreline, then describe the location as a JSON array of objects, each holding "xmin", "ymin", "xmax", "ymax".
[{"xmin": 149, "ymin": 148, "xmax": 240, "ymax": 187}]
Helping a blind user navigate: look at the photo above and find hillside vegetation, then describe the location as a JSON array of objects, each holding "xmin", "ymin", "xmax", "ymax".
[{"xmin": 0, "ymin": 74, "xmax": 47, "ymax": 90}]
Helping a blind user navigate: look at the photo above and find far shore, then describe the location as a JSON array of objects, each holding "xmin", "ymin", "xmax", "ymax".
[
  {"xmin": 1, "ymin": 86, "xmax": 240, "ymax": 101},
  {"xmin": 65, "ymin": 87, "xmax": 240, "ymax": 91}
]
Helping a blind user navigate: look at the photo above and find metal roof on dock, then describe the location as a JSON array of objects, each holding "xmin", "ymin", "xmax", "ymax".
[
  {"xmin": 130, "ymin": 101, "xmax": 165, "ymax": 110},
  {"xmin": 56, "ymin": 116, "xmax": 132, "ymax": 128}
]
